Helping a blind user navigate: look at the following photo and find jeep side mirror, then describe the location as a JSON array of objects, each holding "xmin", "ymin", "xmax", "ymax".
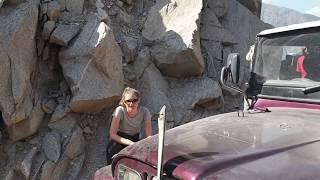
[
  {"xmin": 227, "ymin": 53, "xmax": 240, "ymax": 84},
  {"xmin": 220, "ymin": 53, "xmax": 243, "ymax": 94}
]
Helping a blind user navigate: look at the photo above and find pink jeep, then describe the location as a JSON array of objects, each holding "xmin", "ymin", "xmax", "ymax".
[{"xmin": 94, "ymin": 21, "xmax": 320, "ymax": 180}]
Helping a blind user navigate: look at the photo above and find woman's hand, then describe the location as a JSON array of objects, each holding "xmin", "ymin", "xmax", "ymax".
[{"xmin": 128, "ymin": 139, "xmax": 134, "ymax": 145}]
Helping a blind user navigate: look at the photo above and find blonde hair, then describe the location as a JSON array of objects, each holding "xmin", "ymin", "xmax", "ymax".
[{"xmin": 119, "ymin": 87, "xmax": 141, "ymax": 107}]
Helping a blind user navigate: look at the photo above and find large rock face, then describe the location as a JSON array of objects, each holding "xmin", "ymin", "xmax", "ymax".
[
  {"xmin": 142, "ymin": 0, "xmax": 205, "ymax": 77},
  {"xmin": 262, "ymin": 3, "xmax": 320, "ymax": 27},
  {"xmin": 0, "ymin": 0, "xmax": 42, "ymax": 141},
  {"xmin": 169, "ymin": 77, "xmax": 224, "ymax": 125},
  {"xmin": 59, "ymin": 15, "xmax": 124, "ymax": 113},
  {"xmin": 200, "ymin": 0, "xmax": 271, "ymax": 111},
  {"xmin": 236, "ymin": 0, "xmax": 261, "ymax": 17}
]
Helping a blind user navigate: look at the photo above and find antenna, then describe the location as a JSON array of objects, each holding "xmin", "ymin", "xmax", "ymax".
[{"xmin": 155, "ymin": 105, "xmax": 166, "ymax": 180}]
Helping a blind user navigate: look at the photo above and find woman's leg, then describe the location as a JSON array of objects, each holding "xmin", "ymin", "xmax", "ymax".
[
  {"xmin": 106, "ymin": 140, "xmax": 126, "ymax": 165},
  {"xmin": 106, "ymin": 132, "xmax": 140, "ymax": 165}
]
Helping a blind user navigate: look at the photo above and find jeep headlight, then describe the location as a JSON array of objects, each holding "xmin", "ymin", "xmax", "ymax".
[{"xmin": 118, "ymin": 165, "xmax": 142, "ymax": 180}]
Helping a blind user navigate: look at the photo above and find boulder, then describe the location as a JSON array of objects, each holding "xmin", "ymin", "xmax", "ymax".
[
  {"xmin": 64, "ymin": 126, "xmax": 85, "ymax": 159},
  {"xmin": 236, "ymin": 0, "xmax": 261, "ymax": 17},
  {"xmin": 201, "ymin": 41, "xmax": 221, "ymax": 78},
  {"xmin": 47, "ymin": 1, "xmax": 61, "ymax": 21},
  {"xmin": 42, "ymin": 131, "xmax": 61, "ymax": 162},
  {"xmin": 7, "ymin": 101, "xmax": 45, "ymax": 141},
  {"xmin": 40, "ymin": 161, "xmax": 56, "ymax": 180},
  {"xmin": 29, "ymin": 152, "xmax": 46, "ymax": 180},
  {"xmin": 42, "ymin": 21, "xmax": 56, "ymax": 41},
  {"xmin": 41, "ymin": 98, "xmax": 57, "ymax": 114},
  {"xmin": 97, "ymin": 8, "xmax": 109, "ymax": 22},
  {"xmin": 50, "ymin": 104, "xmax": 67, "ymax": 122},
  {"xmin": 133, "ymin": 47, "xmax": 152, "ymax": 79},
  {"xmin": 118, "ymin": 9, "xmax": 134, "ymax": 26},
  {"xmin": 200, "ymin": 25, "xmax": 237, "ymax": 44},
  {"xmin": 49, "ymin": 23, "xmax": 81, "ymax": 46},
  {"xmin": 63, "ymin": 154, "xmax": 85, "ymax": 180},
  {"xmin": 59, "ymin": 15, "xmax": 124, "ymax": 113},
  {"xmin": 207, "ymin": 0, "xmax": 229, "ymax": 18},
  {"xmin": 136, "ymin": 64, "xmax": 175, "ymax": 131},
  {"xmin": 0, "ymin": 0, "xmax": 4, "ymax": 8},
  {"xmin": 66, "ymin": 0, "xmax": 84, "ymax": 14},
  {"xmin": 96, "ymin": 0, "xmax": 104, "ymax": 8},
  {"xmin": 142, "ymin": 0, "xmax": 204, "ymax": 77},
  {"xmin": 0, "ymin": 0, "xmax": 38, "ymax": 127},
  {"xmin": 5, "ymin": 0, "xmax": 25, "ymax": 6},
  {"xmin": 59, "ymin": 11, "xmax": 87, "ymax": 24},
  {"xmin": 121, "ymin": 35, "xmax": 138, "ymax": 63},
  {"xmin": 169, "ymin": 77, "xmax": 223, "ymax": 125},
  {"xmin": 57, "ymin": 0, "xmax": 66, "ymax": 10},
  {"xmin": 15, "ymin": 147, "xmax": 38, "ymax": 180},
  {"xmin": 51, "ymin": 156, "xmax": 70, "ymax": 180},
  {"xmin": 48, "ymin": 114, "xmax": 77, "ymax": 137}
]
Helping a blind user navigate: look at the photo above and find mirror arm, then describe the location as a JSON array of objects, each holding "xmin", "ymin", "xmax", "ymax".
[{"xmin": 220, "ymin": 67, "xmax": 244, "ymax": 94}]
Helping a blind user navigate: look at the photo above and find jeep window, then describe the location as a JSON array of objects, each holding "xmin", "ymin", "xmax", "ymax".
[{"xmin": 254, "ymin": 31, "xmax": 320, "ymax": 84}]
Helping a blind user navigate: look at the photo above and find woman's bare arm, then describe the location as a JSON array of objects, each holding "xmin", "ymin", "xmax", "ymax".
[
  {"xmin": 144, "ymin": 111, "xmax": 153, "ymax": 137},
  {"xmin": 109, "ymin": 116, "xmax": 134, "ymax": 145}
]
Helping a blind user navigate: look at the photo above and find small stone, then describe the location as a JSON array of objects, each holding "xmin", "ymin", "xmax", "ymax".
[
  {"xmin": 42, "ymin": 20, "xmax": 56, "ymax": 40},
  {"xmin": 42, "ymin": 99, "xmax": 57, "ymax": 114},
  {"xmin": 42, "ymin": 45, "xmax": 50, "ymax": 61},
  {"xmin": 50, "ymin": 104, "xmax": 66, "ymax": 122},
  {"xmin": 49, "ymin": 23, "xmax": 81, "ymax": 46},
  {"xmin": 48, "ymin": 115, "xmax": 77, "ymax": 137},
  {"xmin": 96, "ymin": 0, "xmax": 104, "ymax": 8},
  {"xmin": 108, "ymin": 8, "xmax": 118, "ymax": 16},
  {"xmin": 60, "ymin": 81, "xmax": 69, "ymax": 92},
  {"xmin": 83, "ymin": 127, "xmax": 93, "ymax": 134},
  {"xmin": 65, "ymin": 127, "xmax": 85, "ymax": 159},
  {"xmin": 15, "ymin": 147, "xmax": 38, "ymax": 179},
  {"xmin": 28, "ymin": 136, "xmax": 40, "ymax": 145},
  {"xmin": 40, "ymin": 161, "xmax": 56, "ymax": 180},
  {"xmin": 125, "ymin": 0, "xmax": 133, "ymax": 5},
  {"xmin": 116, "ymin": 0, "xmax": 123, "ymax": 7},
  {"xmin": 42, "ymin": 131, "xmax": 61, "ymax": 162},
  {"xmin": 47, "ymin": 1, "xmax": 62, "ymax": 21},
  {"xmin": 97, "ymin": 8, "xmax": 109, "ymax": 22},
  {"xmin": 40, "ymin": 3, "xmax": 48, "ymax": 16}
]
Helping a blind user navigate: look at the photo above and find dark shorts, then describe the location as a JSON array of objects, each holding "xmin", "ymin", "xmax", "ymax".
[{"xmin": 106, "ymin": 132, "xmax": 139, "ymax": 165}]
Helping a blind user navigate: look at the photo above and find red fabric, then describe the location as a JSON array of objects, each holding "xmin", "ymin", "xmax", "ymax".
[{"xmin": 296, "ymin": 55, "xmax": 307, "ymax": 79}]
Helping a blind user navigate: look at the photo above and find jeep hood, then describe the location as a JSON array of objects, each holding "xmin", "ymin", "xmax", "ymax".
[{"xmin": 115, "ymin": 108, "xmax": 320, "ymax": 179}]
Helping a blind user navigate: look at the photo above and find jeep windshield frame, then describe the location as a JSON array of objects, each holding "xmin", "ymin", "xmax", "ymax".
[{"xmin": 248, "ymin": 26, "xmax": 320, "ymax": 103}]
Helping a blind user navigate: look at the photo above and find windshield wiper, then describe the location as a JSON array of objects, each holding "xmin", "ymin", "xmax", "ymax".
[{"xmin": 303, "ymin": 85, "xmax": 320, "ymax": 94}]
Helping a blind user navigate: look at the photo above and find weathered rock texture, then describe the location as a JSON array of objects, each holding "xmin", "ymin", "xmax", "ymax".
[
  {"xmin": 0, "ymin": 0, "xmax": 41, "ymax": 141},
  {"xmin": 59, "ymin": 15, "xmax": 124, "ymax": 113},
  {"xmin": 0, "ymin": 0, "xmax": 271, "ymax": 179},
  {"xmin": 262, "ymin": 3, "xmax": 320, "ymax": 27},
  {"xmin": 142, "ymin": 0, "xmax": 205, "ymax": 77},
  {"xmin": 236, "ymin": 0, "xmax": 261, "ymax": 17}
]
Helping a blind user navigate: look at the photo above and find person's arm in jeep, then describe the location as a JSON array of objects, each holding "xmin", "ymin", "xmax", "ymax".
[{"xmin": 109, "ymin": 116, "xmax": 134, "ymax": 145}]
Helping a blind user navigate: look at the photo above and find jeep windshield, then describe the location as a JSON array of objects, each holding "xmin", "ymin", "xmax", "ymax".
[{"xmin": 251, "ymin": 29, "xmax": 320, "ymax": 101}]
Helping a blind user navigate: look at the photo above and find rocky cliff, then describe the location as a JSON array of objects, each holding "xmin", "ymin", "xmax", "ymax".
[
  {"xmin": 262, "ymin": 3, "xmax": 320, "ymax": 27},
  {"xmin": 0, "ymin": 0, "xmax": 270, "ymax": 179}
]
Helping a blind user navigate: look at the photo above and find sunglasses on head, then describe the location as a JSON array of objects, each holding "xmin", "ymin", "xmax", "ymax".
[{"xmin": 125, "ymin": 99, "xmax": 139, "ymax": 103}]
